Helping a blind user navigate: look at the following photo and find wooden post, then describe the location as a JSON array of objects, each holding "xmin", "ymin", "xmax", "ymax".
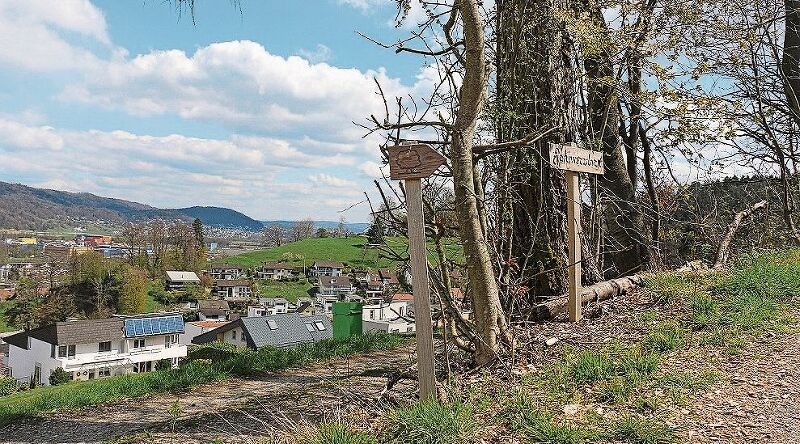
[
  {"xmin": 386, "ymin": 143, "xmax": 445, "ymax": 400},
  {"xmin": 566, "ymin": 171, "xmax": 582, "ymax": 322},
  {"xmin": 405, "ymin": 178, "xmax": 436, "ymax": 399},
  {"xmin": 549, "ymin": 143, "xmax": 604, "ymax": 323}
]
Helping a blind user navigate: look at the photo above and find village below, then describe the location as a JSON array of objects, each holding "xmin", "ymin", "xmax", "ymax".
[{"xmin": 2, "ymin": 1, "xmax": 800, "ymax": 443}]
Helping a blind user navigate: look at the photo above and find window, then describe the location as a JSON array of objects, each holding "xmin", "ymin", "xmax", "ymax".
[
  {"xmin": 267, "ymin": 320, "xmax": 278, "ymax": 330},
  {"xmin": 98, "ymin": 341, "xmax": 111, "ymax": 352},
  {"xmin": 50, "ymin": 344, "xmax": 55, "ymax": 358},
  {"xmin": 133, "ymin": 339, "xmax": 145, "ymax": 349},
  {"xmin": 314, "ymin": 321, "xmax": 326, "ymax": 331},
  {"xmin": 58, "ymin": 345, "xmax": 67, "ymax": 358},
  {"xmin": 68, "ymin": 345, "xmax": 76, "ymax": 359},
  {"xmin": 305, "ymin": 323, "xmax": 315, "ymax": 333},
  {"xmin": 232, "ymin": 330, "xmax": 237, "ymax": 340},
  {"xmin": 87, "ymin": 370, "xmax": 95, "ymax": 380},
  {"xmin": 164, "ymin": 334, "xmax": 178, "ymax": 348},
  {"xmin": 98, "ymin": 368, "xmax": 111, "ymax": 377}
]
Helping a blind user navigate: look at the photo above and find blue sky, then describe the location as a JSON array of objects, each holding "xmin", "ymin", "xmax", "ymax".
[{"xmin": 0, "ymin": 0, "xmax": 434, "ymax": 222}]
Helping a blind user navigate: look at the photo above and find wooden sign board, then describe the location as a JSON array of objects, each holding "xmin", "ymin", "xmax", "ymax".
[
  {"xmin": 549, "ymin": 143, "xmax": 604, "ymax": 175},
  {"xmin": 387, "ymin": 144, "xmax": 446, "ymax": 180}
]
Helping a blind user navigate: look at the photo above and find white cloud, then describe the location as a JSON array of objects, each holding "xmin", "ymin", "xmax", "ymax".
[
  {"xmin": 0, "ymin": 117, "xmax": 370, "ymax": 219},
  {"xmin": 0, "ymin": 0, "xmax": 111, "ymax": 71},
  {"xmin": 309, "ymin": 173, "xmax": 358, "ymax": 188},
  {"xmin": 296, "ymin": 44, "xmax": 333, "ymax": 63},
  {"xmin": 61, "ymin": 40, "xmax": 415, "ymax": 148}
]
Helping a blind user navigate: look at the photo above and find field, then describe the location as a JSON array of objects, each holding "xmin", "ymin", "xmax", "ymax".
[
  {"xmin": 224, "ymin": 236, "xmax": 463, "ymax": 270},
  {"xmin": 255, "ymin": 279, "xmax": 314, "ymax": 303}
]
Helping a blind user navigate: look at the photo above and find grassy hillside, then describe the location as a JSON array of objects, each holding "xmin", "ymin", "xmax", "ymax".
[{"xmin": 224, "ymin": 236, "xmax": 464, "ymax": 270}]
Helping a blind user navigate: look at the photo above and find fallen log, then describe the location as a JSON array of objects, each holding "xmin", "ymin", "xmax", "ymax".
[
  {"xmin": 713, "ymin": 200, "xmax": 767, "ymax": 269},
  {"xmin": 532, "ymin": 275, "xmax": 645, "ymax": 320}
]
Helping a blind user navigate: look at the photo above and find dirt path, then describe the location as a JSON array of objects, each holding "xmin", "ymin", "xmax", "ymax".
[
  {"xmin": 0, "ymin": 345, "xmax": 416, "ymax": 444},
  {"xmin": 676, "ymin": 332, "xmax": 800, "ymax": 443}
]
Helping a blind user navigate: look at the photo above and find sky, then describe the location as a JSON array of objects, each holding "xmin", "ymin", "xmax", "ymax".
[{"xmin": 0, "ymin": 0, "xmax": 436, "ymax": 222}]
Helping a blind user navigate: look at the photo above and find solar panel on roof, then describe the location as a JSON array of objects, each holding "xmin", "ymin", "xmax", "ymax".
[{"xmin": 123, "ymin": 315, "xmax": 184, "ymax": 337}]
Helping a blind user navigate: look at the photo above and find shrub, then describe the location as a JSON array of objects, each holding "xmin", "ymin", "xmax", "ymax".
[
  {"xmin": 641, "ymin": 323, "xmax": 685, "ymax": 354},
  {"xmin": 507, "ymin": 393, "xmax": 596, "ymax": 444},
  {"xmin": 48, "ymin": 368, "xmax": 72, "ymax": 386},
  {"xmin": 610, "ymin": 416, "xmax": 674, "ymax": 444},
  {"xmin": 295, "ymin": 422, "xmax": 377, "ymax": 444},
  {"xmin": 383, "ymin": 399, "xmax": 478, "ymax": 444},
  {"xmin": 0, "ymin": 377, "xmax": 17, "ymax": 396}
]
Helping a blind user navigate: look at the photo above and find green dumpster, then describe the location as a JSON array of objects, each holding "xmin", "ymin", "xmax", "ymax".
[{"xmin": 333, "ymin": 301, "xmax": 363, "ymax": 339}]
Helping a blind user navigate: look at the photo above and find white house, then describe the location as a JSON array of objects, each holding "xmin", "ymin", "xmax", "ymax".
[
  {"xmin": 213, "ymin": 279, "xmax": 253, "ymax": 301},
  {"xmin": 318, "ymin": 276, "xmax": 354, "ymax": 296},
  {"xmin": 256, "ymin": 262, "xmax": 297, "ymax": 280},
  {"xmin": 209, "ymin": 264, "xmax": 244, "ymax": 281},
  {"xmin": 315, "ymin": 294, "xmax": 340, "ymax": 314},
  {"xmin": 310, "ymin": 261, "xmax": 344, "ymax": 277},
  {"xmin": 248, "ymin": 297, "xmax": 290, "ymax": 316},
  {"xmin": 5, "ymin": 313, "xmax": 187, "ymax": 386},
  {"xmin": 181, "ymin": 320, "xmax": 228, "ymax": 346},
  {"xmin": 362, "ymin": 295, "xmax": 415, "ymax": 334},
  {"xmin": 165, "ymin": 271, "xmax": 201, "ymax": 291}
]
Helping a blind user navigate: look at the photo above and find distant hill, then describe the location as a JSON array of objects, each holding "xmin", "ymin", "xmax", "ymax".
[
  {"xmin": 0, "ymin": 181, "xmax": 263, "ymax": 231},
  {"xmin": 260, "ymin": 220, "xmax": 369, "ymax": 234},
  {"xmin": 177, "ymin": 206, "xmax": 263, "ymax": 231}
]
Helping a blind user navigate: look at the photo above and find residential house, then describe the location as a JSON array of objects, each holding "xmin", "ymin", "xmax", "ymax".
[
  {"xmin": 256, "ymin": 262, "xmax": 297, "ymax": 280},
  {"xmin": 197, "ymin": 300, "xmax": 231, "ymax": 321},
  {"xmin": 248, "ymin": 297, "xmax": 290, "ymax": 316},
  {"xmin": 310, "ymin": 260, "xmax": 344, "ymax": 277},
  {"xmin": 295, "ymin": 297, "xmax": 316, "ymax": 314},
  {"xmin": 209, "ymin": 264, "xmax": 244, "ymax": 281},
  {"xmin": 362, "ymin": 295, "xmax": 415, "ymax": 334},
  {"xmin": 5, "ymin": 313, "xmax": 186, "ymax": 386},
  {"xmin": 214, "ymin": 279, "xmax": 253, "ymax": 301},
  {"xmin": 0, "ymin": 265, "xmax": 10, "ymax": 281},
  {"xmin": 181, "ymin": 320, "xmax": 228, "ymax": 346},
  {"xmin": 318, "ymin": 276, "xmax": 354, "ymax": 297},
  {"xmin": 315, "ymin": 294, "xmax": 340, "ymax": 314},
  {"xmin": 165, "ymin": 271, "xmax": 201, "ymax": 291},
  {"xmin": 192, "ymin": 314, "xmax": 332, "ymax": 349}
]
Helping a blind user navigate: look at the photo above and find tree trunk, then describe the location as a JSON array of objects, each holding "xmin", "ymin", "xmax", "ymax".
[
  {"xmin": 713, "ymin": 200, "xmax": 767, "ymax": 269},
  {"xmin": 452, "ymin": 0, "xmax": 509, "ymax": 365},
  {"xmin": 582, "ymin": 1, "xmax": 650, "ymax": 276},
  {"xmin": 495, "ymin": 0, "xmax": 581, "ymax": 299},
  {"xmin": 783, "ymin": 0, "xmax": 800, "ymax": 125}
]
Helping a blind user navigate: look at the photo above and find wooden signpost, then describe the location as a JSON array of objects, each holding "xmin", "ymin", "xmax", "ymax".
[
  {"xmin": 387, "ymin": 143, "xmax": 445, "ymax": 400},
  {"xmin": 549, "ymin": 143, "xmax": 604, "ymax": 322}
]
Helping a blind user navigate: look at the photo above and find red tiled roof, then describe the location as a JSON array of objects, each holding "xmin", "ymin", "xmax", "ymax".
[
  {"xmin": 392, "ymin": 293, "xmax": 414, "ymax": 302},
  {"xmin": 190, "ymin": 321, "xmax": 229, "ymax": 328}
]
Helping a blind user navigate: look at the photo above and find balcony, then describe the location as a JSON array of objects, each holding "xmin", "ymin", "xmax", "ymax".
[{"xmin": 58, "ymin": 345, "xmax": 187, "ymax": 368}]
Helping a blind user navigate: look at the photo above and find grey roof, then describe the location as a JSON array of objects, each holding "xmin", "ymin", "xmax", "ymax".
[
  {"xmin": 4, "ymin": 318, "xmax": 124, "ymax": 348},
  {"xmin": 214, "ymin": 279, "xmax": 251, "ymax": 288},
  {"xmin": 192, "ymin": 314, "xmax": 331, "ymax": 349},
  {"xmin": 319, "ymin": 276, "xmax": 352, "ymax": 288},
  {"xmin": 198, "ymin": 300, "xmax": 230, "ymax": 311},
  {"xmin": 313, "ymin": 260, "xmax": 344, "ymax": 269}
]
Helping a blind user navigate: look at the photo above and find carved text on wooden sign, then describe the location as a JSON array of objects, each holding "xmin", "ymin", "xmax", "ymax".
[
  {"xmin": 549, "ymin": 143, "xmax": 605, "ymax": 175},
  {"xmin": 387, "ymin": 144, "xmax": 446, "ymax": 180}
]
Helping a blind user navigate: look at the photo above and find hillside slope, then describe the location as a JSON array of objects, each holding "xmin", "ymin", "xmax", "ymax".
[
  {"xmin": 177, "ymin": 206, "xmax": 263, "ymax": 231},
  {"xmin": 0, "ymin": 181, "xmax": 261, "ymax": 231}
]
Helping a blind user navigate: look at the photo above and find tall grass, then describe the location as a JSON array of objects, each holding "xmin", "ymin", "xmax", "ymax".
[
  {"xmin": 0, "ymin": 333, "xmax": 409, "ymax": 426},
  {"xmin": 382, "ymin": 398, "xmax": 478, "ymax": 444}
]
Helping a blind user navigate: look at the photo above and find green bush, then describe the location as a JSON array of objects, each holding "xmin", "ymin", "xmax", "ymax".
[
  {"xmin": 48, "ymin": 368, "xmax": 72, "ymax": 386},
  {"xmin": 298, "ymin": 422, "xmax": 377, "ymax": 444},
  {"xmin": 383, "ymin": 399, "xmax": 478, "ymax": 444},
  {"xmin": 507, "ymin": 392, "xmax": 596, "ymax": 444},
  {"xmin": 641, "ymin": 323, "xmax": 685, "ymax": 354},
  {"xmin": 0, "ymin": 377, "xmax": 17, "ymax": 396}
]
